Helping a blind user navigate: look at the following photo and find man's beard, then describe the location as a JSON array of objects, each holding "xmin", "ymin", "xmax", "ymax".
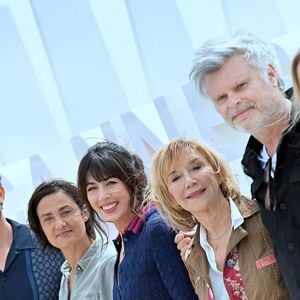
[{"xmin": 231, "ymin": 104, "xmax": 285, "ymax": 135}]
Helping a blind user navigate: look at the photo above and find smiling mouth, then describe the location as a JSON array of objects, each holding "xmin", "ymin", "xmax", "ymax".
[
  {"xmin": 57, "ymin": 230, "xmax": 72, "ymax": 238},
  {"xmin": 232, "ymin": 106, "xmax": 254, "ymax": 122},
  {"xmin": 187, "ymin": 188, "xmax": 205, "ymax": 199},
  {"xmin": 101, "ymin": 202, "xmax": 118, "ymax": 213}
]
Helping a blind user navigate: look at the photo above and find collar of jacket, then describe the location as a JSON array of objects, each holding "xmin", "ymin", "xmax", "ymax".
[{"xmin": 185, "ymin": 198, "xmax": 260, "ymax": 286}]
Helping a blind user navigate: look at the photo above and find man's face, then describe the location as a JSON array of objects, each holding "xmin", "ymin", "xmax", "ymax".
[{"xmin": 204, "ymin": 54, "xmax": 282, "ymax": 134}]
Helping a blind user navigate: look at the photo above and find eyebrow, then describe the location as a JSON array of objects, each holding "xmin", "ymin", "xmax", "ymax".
[
  {"xmin": 167, "ymin": 157, "xmax": 200, "ymax": 178},
  {"xmin": 86, "ymin": 176, "xmax": 112, "ymax": 186},
  {"xmin": 167, "ymin": 170, "xmax": 176, "ymax": 179},
  {"xmin": 40, "ymin": 205, "xmax": 71, "ymax": 217}
]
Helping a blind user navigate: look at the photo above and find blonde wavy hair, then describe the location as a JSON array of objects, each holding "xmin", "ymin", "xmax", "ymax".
[{"xmin": 150, "ymin": 139, "xmax": 241, "ymax": 231}]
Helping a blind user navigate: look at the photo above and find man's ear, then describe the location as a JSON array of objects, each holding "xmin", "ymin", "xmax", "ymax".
[{"xmin": 268, "ymin": 64, "xmax": 279, "ymax": 87}]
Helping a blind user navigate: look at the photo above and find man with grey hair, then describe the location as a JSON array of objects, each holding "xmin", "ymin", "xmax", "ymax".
[
  {"xmin": 0, "ymin": 175, "xmax": 64, "ymax": 300},
  {"xmin": 181, "ymin": 33, "xmax": 299, "ymax": 298}
]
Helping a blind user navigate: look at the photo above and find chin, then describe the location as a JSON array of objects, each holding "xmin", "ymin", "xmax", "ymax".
[
  {"xmin": 100, "ymin": 216, "xmax": 114, "ymax": 223},
  {"xmin": 233, "ymin": 123, "xmax": 252, "ymax": 134}
]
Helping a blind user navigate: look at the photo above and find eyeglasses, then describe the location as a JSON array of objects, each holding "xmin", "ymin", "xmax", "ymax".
[
  {"xmin": 41, "ymin": 206, "xmax": 84, "ymax": 227},
  {"xmin": 264, "ymin": 157, "xmax": 276, "ymax": 211}
]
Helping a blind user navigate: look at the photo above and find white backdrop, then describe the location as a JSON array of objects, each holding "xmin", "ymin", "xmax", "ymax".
[{"xmin": 0, "ymin": 0, "xmax": 299, "ymax": 231}]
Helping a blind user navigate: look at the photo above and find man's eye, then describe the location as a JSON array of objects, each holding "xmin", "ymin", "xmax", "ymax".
[
  {"xmin": 217, "ymin": 95, "xmax": 227, "ymax": 103},
  {"xmin": 237, "ymin": 82, "xmax": 246, "ymax": 89}
]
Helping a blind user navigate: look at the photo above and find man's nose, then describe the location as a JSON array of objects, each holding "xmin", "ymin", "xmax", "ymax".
[{"xmin": 228, "ymin": 93, "xmax": 241, "ymax": 108}]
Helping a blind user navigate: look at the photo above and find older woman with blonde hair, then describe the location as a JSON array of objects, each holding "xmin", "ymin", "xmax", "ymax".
[{"xmin": 150, "ymin": 139, "xmax": 288, "ymax": 299}]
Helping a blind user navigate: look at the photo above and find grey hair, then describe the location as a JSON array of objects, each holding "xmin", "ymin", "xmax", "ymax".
[{"xmin": 190, "ymin": 32, "xmax": 285, "ymax": 95}]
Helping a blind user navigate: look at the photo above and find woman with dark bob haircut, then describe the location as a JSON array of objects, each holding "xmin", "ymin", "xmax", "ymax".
[
  {"xmin": 27, "ymin": 179, "xmax": 116, "ymax": 300},
  {"xmin": 77, "ymin": 141, "xmax": 197, "ymax": 300}
]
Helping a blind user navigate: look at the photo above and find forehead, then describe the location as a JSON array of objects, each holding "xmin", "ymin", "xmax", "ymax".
[
  {"xmin": 37, "ymin": 191, "xmax": 76, "ymax": 215},
  {"xmin": 86, "ymin": 172, "xmax": 110, "ymax": 183},
  {"xmin": 204, "ymin": 54, "xmax": 255, "ymax": 97},
  {"xmin": 168, "ymin": 148, "xmax": 206, "ymax": 169},
  {"xmin": 86, "ymin": 172, "xmax": 97, "ymax": 182}
]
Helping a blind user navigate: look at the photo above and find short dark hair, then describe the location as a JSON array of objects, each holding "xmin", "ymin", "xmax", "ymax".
[{"xmin": 27, "ymin": 179, "xmax": 106, "ymax": 249}]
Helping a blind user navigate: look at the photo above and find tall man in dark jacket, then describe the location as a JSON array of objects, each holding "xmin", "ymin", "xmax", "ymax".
[
  {"xmin": 0, "ymin": 175, "xmax": 64, "ymax": 300},
  {"xmin": 188, "ymin": 33, "xmax": 300, "ymax": 298}
]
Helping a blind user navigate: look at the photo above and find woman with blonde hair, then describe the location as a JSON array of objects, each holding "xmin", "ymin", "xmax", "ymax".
[{"xmin": 150, "ymin": 139, "xmax": 288, "ymax": 299}]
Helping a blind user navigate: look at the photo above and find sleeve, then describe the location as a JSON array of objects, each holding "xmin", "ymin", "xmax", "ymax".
[{"xmin": 148, "ymin": 219, "xmax": 198, "ymax": 300}]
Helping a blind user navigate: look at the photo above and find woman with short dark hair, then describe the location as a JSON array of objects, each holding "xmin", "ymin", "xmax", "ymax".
[{"xmin": 28, "ymin": 179, "xmax": 116, "ymax": 300}]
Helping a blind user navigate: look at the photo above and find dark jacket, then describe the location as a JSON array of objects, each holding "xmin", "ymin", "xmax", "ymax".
[
  {"xmin": 0, "ymin": 219, "xmax": 64, "ymax": 300},
  {"xmin": 241, "ymin": 120, "xmax": 300, "ymax": 299}
]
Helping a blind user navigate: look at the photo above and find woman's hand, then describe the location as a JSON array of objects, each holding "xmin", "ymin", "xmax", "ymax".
[{"xmin": 174, "ymin": 230, "xmax": 195, "ymax": 259}]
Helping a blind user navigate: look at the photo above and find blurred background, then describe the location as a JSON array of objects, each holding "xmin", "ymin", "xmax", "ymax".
[{"xmin": 1, "ymin": 0, "xmax": 299, "ymax": 231}]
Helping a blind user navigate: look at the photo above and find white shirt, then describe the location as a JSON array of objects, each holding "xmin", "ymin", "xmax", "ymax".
[
  {"xmin": 260, "ymin": 146, "xmax": 277, "ymax": 177},
  {"xmin": 199, "ymin": 198, "xmax": 244, "ymax": 300}
]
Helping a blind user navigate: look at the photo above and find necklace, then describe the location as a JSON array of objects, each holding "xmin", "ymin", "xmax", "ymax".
[{"xmin": 208, "ymin": 226, "xmax": 232, "ymax": 252}]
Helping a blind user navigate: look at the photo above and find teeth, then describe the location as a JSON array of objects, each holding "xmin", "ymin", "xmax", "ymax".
[{"xmin": 102, "ymin": 202, "xmax": 117, "ymax": 211}]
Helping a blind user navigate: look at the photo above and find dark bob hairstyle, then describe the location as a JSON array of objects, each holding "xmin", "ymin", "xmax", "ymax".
[
  {"xmin": 27, "ymin": 179, "xmax": 107, "ymax": 249},
  {"xmin": 77, "ymin": 141, "xmax": 147, "ymax": 216}
]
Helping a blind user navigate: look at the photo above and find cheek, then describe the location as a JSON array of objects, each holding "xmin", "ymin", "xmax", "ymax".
[
  {"xmin": 167, "ymin": 185, "xmax": 180, "ymax": 202},
  {"xmin": 87, "ymin": 193, "xmax": 97, "ymax": 205},
  {"xmin": 118, "ymin": 190, "xmax": 131, "ymax": 203},
  {"xmin": 86, "ymin": 197, "xmax": 99, "ymax": 213},
  {"xmin": 42, "ymin": 226, "xmax": 53, "ymax": 241}
]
